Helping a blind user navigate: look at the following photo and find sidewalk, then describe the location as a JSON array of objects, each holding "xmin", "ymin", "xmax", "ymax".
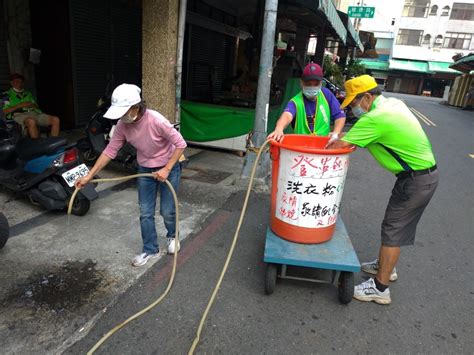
[{"xmin": 0, "ymin": 135, "xmax": 248, "ymax": 354}]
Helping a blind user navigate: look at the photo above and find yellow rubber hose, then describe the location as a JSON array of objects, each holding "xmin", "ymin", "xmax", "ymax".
[
  {"xmin": 68, "ymin": 140, "xmax": 270, "ymax": 354},
  {"xmin": 188, "ymin": 140, "xmax": 271, "ymax": 354},
  {"xmin": 67, "ymin": 174, "xmax": 179, "ymax": 355}
]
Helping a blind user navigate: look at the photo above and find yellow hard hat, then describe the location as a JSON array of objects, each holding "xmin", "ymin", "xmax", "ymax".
[{"xmin": 340, "ymin": 75, "xmax": 378, "ymax": 108}]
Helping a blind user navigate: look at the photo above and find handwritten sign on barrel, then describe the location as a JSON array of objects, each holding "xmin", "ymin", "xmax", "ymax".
[{"xmin": 275, "ymin": 149, "xmax": 350, "ymax": 229}]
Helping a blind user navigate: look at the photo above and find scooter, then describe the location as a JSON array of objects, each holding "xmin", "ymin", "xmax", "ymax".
[
  {"xmin": 0, "ymin": 125, "xmax": 98, "ymax": 216},
  {"xmin": 76, "ymin": 92, "xmax": 139, "ymax": 172},
  {"xmin": 76, "ymin": 94, "xmax": 184, "ymax": 172}
]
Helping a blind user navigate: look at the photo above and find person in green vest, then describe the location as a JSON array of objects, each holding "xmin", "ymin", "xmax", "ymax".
[
  {"xmin": 2, "ymin": 73, "xmax": 60, "ymax": 138},
  {"xmin": 328, "ymin": 75, "xmax": 439, "ymax": 305},
  {"xmin": 267, "ymin": 62, "xmax": 346, "ymax": 143}
]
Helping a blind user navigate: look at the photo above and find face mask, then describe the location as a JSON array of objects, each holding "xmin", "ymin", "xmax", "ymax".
[
  {"xmin": 302, "ymin": 85, "xmax": 321, "ymax": 100},
  {"xmin": 121, "ymin": 113, "xmax": 137, "ymax": 124},
  {"xmin": 12, "ymin": 87, "xmax": 24, "ymax": 93},
  {"xmin": 351, "ymin": 105, "xmax": 366, "ymax": 118}
]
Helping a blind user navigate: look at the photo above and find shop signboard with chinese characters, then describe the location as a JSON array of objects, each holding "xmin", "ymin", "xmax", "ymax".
[{"xmin": 275, "ymin": 149, "xmax": 350, "ymax": 229}]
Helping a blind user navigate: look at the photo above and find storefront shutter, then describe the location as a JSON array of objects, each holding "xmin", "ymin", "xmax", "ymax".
[
  {"xmin": 69, "ymin": 0, "xmax": 141, "ymax": 126},
  {"xmin": 187, "ymin": 24, "xmax": 227, "ymax": 102}
]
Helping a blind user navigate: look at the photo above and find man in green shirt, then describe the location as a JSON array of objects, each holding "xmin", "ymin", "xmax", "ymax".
[
  {"xmin": 2, "ymin": 73, "xmax": 60, "ymax": 138},
  {"xmin": 328, "ymin": 75, "xmax": 438, "ymax": 305}
]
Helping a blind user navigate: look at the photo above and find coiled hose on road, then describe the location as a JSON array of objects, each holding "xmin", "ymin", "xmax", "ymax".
[{"xmin": 67, "ymin": 140, "xmax": 270, "ymax": 354}]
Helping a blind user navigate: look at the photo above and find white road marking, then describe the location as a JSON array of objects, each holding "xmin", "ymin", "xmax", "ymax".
[
  {"xmin": 410, "ymin": 107, "xmax": 437, "ymax": 127},
  {"xmin": 410, "ymin": 107, "xmax": 432, "ymax": 126}
]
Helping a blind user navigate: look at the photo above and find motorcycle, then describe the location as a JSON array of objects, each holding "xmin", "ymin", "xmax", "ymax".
[
  {"xmin": 77, "ymin": 93, "xmax": 184, "ymax": 171},
  {"xmin": 0, "ymin": 124, "xmax": 98, "ymax": 216},
  {"xmin": 0, "ymin": 212, "xmax": 8, "ymax": 249}
]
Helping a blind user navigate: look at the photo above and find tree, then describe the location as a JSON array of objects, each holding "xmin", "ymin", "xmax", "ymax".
[
  {"xmin": 323, "ymin": 56, "xmax": 344, "ymax": 87},
  {"xmin": 346, "ymin": 59, "xmax": 366, "ymax": 78}
]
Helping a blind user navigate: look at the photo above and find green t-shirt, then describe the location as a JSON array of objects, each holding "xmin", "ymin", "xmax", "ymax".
[
  {"xmin": 342, "ymin": 95, "xmax": 436, "ymax": 175},
  {"xmin": 2, "ymin": 88, "xmax": 42, "ymax": 120}
]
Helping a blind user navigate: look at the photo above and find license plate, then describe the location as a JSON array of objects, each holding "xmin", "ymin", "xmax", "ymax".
[{"xmin": 62, "ymin": 164, "xmax": 90, "ymax": 187}]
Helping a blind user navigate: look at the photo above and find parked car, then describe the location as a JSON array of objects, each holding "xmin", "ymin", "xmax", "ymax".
[{"xmin": 322, "ymin": 78, "xmax": 345, "ymax": 102}]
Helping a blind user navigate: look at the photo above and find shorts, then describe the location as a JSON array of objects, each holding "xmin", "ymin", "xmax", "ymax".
[
  {"xmin": 381, "ymin": 169, "xmax": 439, "ymax": 247},
  {"xmin": 13, "ymin": 112, "xmax": 52, "ymax": 128}
]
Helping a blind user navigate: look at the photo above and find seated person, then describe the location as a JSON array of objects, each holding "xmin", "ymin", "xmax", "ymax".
[{"xmin": 2, "ymin": 73, "xmax": 60, "ymax": 138}]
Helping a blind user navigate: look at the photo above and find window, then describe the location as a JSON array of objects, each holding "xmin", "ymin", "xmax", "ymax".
[
  {"xmin": 423, "ymin": 34, "xmax": 432, "ymax": 45},
  {"xmin": 397, "ymin": 29, "xmax": 423, "ymax": 45},
  {"xmin": 402, "ymin": 0, "xmax": 430, "ymax": 17},
  {"xmin": 443, "ymin": 32, "xmax": 472, "ymax": 49},
  {"xmin": 442, "ymin": 6, "xmax": 450, "ymax": 15},
  {"xmin": 434, "ymin": 35, "xmax": 443, "ymax": 47},
  {"xmin": 450, "ymin": 3, "xmax": 474, "ymax": 20},
  {"xmin": 430, "ymin": 5, "xmax": 438, "ymax": 15}
]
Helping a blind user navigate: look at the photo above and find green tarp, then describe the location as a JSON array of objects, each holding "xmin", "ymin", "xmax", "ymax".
[
  {"xmin": 181, "ymin": 101, "xmax": 254, "ymax": 142},
  {"xmin": 181, "ymin": 78, "xmax": 302, "ymax": 142}
]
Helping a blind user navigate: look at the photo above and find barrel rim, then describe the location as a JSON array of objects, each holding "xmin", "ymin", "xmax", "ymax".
[{"xmin": 270, "ymin": 134, "xmax": 355, "ymax": 155}]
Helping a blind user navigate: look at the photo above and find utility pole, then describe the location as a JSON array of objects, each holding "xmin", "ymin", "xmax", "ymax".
[
  {"xmin": 241, "ymin": 0, "xmax": 278, "ymax": 180},
  {"xmin": 352, "ymin": 0, "xmax": 364, "ymax": 60}
]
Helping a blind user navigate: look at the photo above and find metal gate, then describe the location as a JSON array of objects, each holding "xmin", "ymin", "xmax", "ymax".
[
  {"xmin": 186, "ymin": 24, "xmax": 228, "ymax": 102},
  {"xmin": 69, "ymin": 0, "xmax": 141, "ymax": 126}
]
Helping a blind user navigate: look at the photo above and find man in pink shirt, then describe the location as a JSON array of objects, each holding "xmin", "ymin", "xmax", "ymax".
[{"xmin": 76, "ymin": 84, "xmax": 187, "ymax": 266}]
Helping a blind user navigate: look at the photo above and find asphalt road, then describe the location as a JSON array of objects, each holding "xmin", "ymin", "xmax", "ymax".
[{"xmin": 68, "ymin": 93, "xmax": 473, "ymax": 354}]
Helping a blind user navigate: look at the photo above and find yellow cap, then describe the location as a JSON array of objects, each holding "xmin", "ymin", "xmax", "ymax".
[{"xmin": 340, "ymin": 75, "xmax": 378, "ymax": 108}]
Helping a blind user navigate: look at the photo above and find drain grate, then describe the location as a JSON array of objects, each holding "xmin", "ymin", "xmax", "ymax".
[{"xmin": 182, "ymin": 168, "xmax": 232, "ymax": 184}]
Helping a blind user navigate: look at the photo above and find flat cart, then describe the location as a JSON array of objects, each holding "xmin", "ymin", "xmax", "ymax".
[{"xmin": 263, "ymin": 218, "xmax": 360, "ymax": 304}]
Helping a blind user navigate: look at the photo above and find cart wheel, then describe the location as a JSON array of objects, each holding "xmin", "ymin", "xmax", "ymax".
[
  {"xmin": 265, "ymin": 263, "xmax": 277, "ymax": 295},
  {"xmin": 338, "ymin": 272, "xmax": 354, "ymax": 304}
]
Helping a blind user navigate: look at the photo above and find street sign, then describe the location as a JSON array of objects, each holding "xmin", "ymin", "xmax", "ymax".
[{"xmin": 348, "ymin": 6, "xmax": 375, "ymax": 18}]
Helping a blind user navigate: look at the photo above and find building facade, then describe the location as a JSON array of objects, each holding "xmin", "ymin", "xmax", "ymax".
[{"xmin": 343, "ymin": 0, "xmax": 473, "ymax": 96}]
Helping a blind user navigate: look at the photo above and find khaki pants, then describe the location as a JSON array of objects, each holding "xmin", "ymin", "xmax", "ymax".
[
  {"xmin": 13, "ymin": 112, "xmax": 52, "ymax": 128},
  {"xmin": 381, "ymin": 170, "xmax": 439, "ymax": 247}
]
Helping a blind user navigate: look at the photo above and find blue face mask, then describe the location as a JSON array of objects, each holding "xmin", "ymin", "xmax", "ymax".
[
  {"xmin": 351, "ymin": 104, "xmax": 366, "ymax": 118},
  {"xmin": 302, "ymin": 85, "xmax": 321, "ymax": 100}
]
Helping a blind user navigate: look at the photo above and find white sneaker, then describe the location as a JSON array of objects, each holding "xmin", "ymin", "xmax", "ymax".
[
  {"xmin": 353, "ymin": 278, "xmax": 391, "ymax": 305},
  {"xmin": 131, "ymin": 252, "xmax": 160, "ymax": 267},
  {"xmin": 361, "ymin": 258, "xmax": 398, "ymax": 282},
  {"xmin": 167, "ymin": 237, "xmax": 180, "ymax": 254}
]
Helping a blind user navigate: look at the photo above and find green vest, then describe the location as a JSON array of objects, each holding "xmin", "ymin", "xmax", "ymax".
[
  {"xmin": 2, "ymin": 88, "xmax": 41, "ymax": 120},
  {"xmin": 291, "ymin": 91, "xmax": 330, "ymax": 136}
]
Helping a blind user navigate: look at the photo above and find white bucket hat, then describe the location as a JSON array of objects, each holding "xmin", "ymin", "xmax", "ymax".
[{"xmin": 103, "ymin": 84, "xmax": 142, "ymax": 119}]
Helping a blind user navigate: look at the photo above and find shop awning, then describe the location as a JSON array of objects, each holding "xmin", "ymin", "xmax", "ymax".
[
  {"xmin": 389, "ymin": 59, "xmax": 429, "ymax": 73},
  {"xmin": 449, "ymin": 54, "xmax": 474, "ymax": 74},
  {"xmin": 388, "ymin": 59, "xmax": 462, "ymax": 74},
  {"xmin": 284, "ymin": 0, "xmax": 347, "ymax": 43},
  {"xmin": 360, "ymin": 59, "xmax": 389, "ymax": 71},
  {"xmin": 428, "ymin": 61, "xmax": 460, "ymax": 74},
  {"xmin": 337, "ymin": 10, "xmax": 363, "ymax": 52},
  {"xmin": 318, "ymin": 0, "xmax": 347, "ymax": 43}
]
